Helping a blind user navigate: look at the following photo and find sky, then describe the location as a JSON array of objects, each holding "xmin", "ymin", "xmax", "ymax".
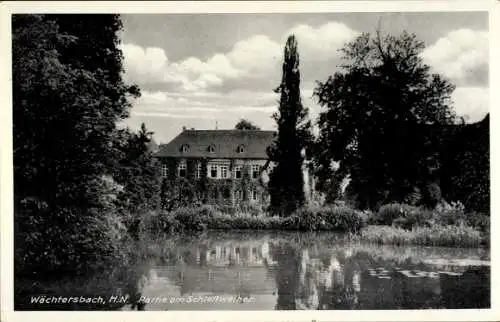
[{"xmin": 119, "ymin": 12, "xmax": 489, "ymax": 144}]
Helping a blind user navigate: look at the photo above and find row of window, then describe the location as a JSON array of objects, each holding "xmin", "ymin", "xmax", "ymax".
[{"xmin": 161, "ymin": 163, "xmax": 262, "ymax": 179}]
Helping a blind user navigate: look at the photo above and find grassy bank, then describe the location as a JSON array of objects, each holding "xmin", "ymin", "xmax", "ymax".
[
  {"xmin": 142, "ymin": 202, "xmax": 488, "ymax": 248},
  {"xmin": 354, "ymin": 225, "xmax": 486, "ymax": 248},
  {"xmin": 143, "ymin": 204, "xmax": 366, "ymax": 233},
  {"xmin": 358, "ymin": 202, "xmax": 489, "ymax": 247}
]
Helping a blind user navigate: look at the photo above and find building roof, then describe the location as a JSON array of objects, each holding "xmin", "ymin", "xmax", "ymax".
[{"xmin": 156, "ymin": 129, "xmax": 276, "ymax": 159}]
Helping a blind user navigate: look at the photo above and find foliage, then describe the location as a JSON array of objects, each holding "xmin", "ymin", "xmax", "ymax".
[
  {"xmin": 114, "ymin": 123, "xmax": 162, "ymax": 236},
  {"xmin": 422, "ymin": 182, "xmax": 442, "ymax": 208},
  {"xmin": 392, "ymin": 209, "xmax": 434, "ymax": 230},
  {"xmin": 214, "ymin": 203, "xmax": 264, "ymax": 216},
  {"xmin": 160, "ymin": 177, "xmax": 201, "ymax": 211},
  {"xmin": 268, "ymin": 35, "xmax": 313, "ymax": 216},
  {"xmin": 466, "ymin": 212, "xmax": 490, "ymax": 234},
  {"xmin": 440, "ymin": 115, "xmax": 490, "ymax": 214},
  {"xmin": 146, "ymin": 204, "xmax": 365, "ymax": 233},
  {"xmin": 313, "ymin": 30, "xmax": 456, "ymax": 209},
  {"xmin": 13, "ymin": 14, "xmax": 139, "ymax": 276},
  {"xmin": 15, "ymin": 198, "xmax": 129, "ymax": 277},
  {"xmin": 13, "ymin": 14, "xmax": 139, "ymax": 207},
  {"xmin": 234, "ymin": 119, "xmax": 261, "ymax": 130},
  {"xmin": 357, "ymin": 224, "xmax": 484, "ymax": 247},
  {"xmin": 371, "ymin": 203, "xmax": 418, "ymax": 225},
  {"xmin": 289, "ymin": 206, "xmax": 366, "ymax": 232},
  {"xmin": 364, "ymin": 199, "xmax": 489, "ymax": 240}
]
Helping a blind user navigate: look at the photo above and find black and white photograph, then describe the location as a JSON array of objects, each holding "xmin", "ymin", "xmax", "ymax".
[{"xmin": 1, "ymin": 1, "xmax": 498, "ymax": 321}]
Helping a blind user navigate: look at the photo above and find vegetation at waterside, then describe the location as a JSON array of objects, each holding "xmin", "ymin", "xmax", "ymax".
[
  {"xmin": 141, "ymin": 203, "xmax": 488, "ymax": 248},
  {"xmin": 356, "ymin": 225, "xmax": 484, "ymax": 248},
  {"xmin": 143, "ymin": 204, "xmax": 366, "ymax": 234}
]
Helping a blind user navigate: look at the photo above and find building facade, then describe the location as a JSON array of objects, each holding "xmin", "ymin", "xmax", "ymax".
[{"xmin": 156, "ymin": 128, "xmax": 315, "ymax": 207}]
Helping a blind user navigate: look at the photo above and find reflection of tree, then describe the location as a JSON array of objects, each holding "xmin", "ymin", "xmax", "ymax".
[
  {"xmin": 270, "ymin": 242, "xmax": 301, "ymax": 310},
  {"xmin": 296, "ymin": 250, "xmax": 318, "ymax": 309},
  {"xmin": 267, "ymin": 242, "xmax": 366, "ymax": 310},
  {"xmin": 316, "ymin": 253, "xmax": 361, "ymax": 310}
]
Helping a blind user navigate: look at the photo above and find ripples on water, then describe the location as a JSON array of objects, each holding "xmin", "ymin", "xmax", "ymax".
[{"xmin": 15, "ymin": 231, "xmax": 490, "ymax": 310}]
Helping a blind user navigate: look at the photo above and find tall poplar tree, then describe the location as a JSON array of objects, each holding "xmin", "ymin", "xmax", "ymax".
[{"xmin": 267, "ymin": 35, "xmax": 312, "ymax": 216}]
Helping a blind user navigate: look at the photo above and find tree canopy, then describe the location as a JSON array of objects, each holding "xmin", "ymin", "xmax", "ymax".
[
  {"xmin": 235, "ymin": 119, "xmax": 261, "ymax": 130},
  {"xmin": 13, "ymin": 14, "xmax": 140, "ymax": 210},
  {"xmin": 313, "ymin": 30, "xmax": 457, "ymax": 209},
  {"xmin": 13, "ymin": 14, "xmax": 143, "ymax": 276}
]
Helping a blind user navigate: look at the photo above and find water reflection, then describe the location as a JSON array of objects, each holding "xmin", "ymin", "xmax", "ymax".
[{"xmin": 15, "ymin": 231, "xmax": 490, "ymax": 310}]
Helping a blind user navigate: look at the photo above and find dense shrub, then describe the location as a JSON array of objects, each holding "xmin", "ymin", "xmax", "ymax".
[
  {"xmin": 322, "ymin": 206, "xmax": 366, "ymax": 232},
  {"xmin": 214, "ymin": 203, "xmax": 263, "ymax": 216},
  {"xmin": 422, "ymin": 182, "xmax": 442, "ymax": 208},
  {"xmin": 465, "ymin": 212, "xmax": 490, "ymax": 233},
  {"xmin": 15, "ymin": 203, "xmax": 129, "ymax": 277},
  {"xmin": 209, "ymin": 213, "xmax": 234, "ymax": 229},
  {"xmin": 281, "ymin": 206, "xmax": 365, "ymax": 232},
  {"xmin": 152, "ymin": 212, "xmax": 182, "ymax": 233},
  {"xmin": 170, "ymin": 207, "xmax": 210, "ymax": 231},
  {"xmin": 292, "ymin": 207, "xmax": 326, "ymax": 230},
  {"xmin": 372, "ymin": 203, "xmax": 417, "ymax": 225},
  {"xmin": 357, "ymin": 224, "xmax": 483, "ymax": 247},
  {"xmin": 146, "ymin": 204, "xmax": 364, "ymax": 233},
  {"xmin": 392, "ymin": 209, "xmax": 434, "ymax": 230}
]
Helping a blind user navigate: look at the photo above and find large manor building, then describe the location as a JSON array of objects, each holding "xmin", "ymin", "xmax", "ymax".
[{"xmin": 155, "ymin": 127, "xmax": 315, "ymax": 207}]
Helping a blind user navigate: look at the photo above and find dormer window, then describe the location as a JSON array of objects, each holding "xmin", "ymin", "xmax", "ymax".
[
  {"xmin": 236, "ymin": 145, "xmax": 245, "ymax": 154},
  {"xmin": 181, "ymin": 144, "xmax": 189, "ymax": 153},
  {"xmin": 208, "ymin": 144, "xmax": 215, "ymax": 153}
]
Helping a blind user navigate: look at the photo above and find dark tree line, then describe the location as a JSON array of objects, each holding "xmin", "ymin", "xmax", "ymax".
[
  {"xmin": 13, "ymin": 14, "xmax": 160, "ymax": 276},
  {"xmin": 439, "ymin": 114, "xmax": 489, "ymax": 214}
]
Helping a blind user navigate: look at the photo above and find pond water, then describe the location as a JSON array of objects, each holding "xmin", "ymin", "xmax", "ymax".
[{"xmin": 16, "ymin": 231, "xmax": 490, "ymax": 311}]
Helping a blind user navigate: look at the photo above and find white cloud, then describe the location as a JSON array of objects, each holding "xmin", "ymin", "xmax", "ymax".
[
  {"xmin": 286, "ymin": 22, "xmax": 359, "ymax": 60},
  {"xmin": 421, "ymin": 29, "xmax": 488, "ymax": 85},
  {"xmin": 119, "ymin": 43, "xmax": 173, "ymax": 85},
  {"xmin": 227, "ymin": 35, "xmax": 282, "ymax": 77},
  {"xmin": 120, "ymin": 21, "xmax": 358, "ymax": 94},
  {"xmin": 451, "ymin": 86, "xmax": 489, "ymax": 123},
  {"xmin": 132, "ymin": 90, "xmax": 279, "ymax": 119}
]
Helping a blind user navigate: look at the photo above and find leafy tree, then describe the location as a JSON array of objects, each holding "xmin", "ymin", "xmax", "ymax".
[
  {"xmin": 267, "ymin": 35, "xmax": 313, "ymax": 215},
  {"xmin": 47, "ymin": 14, "xmax": 141, "ymax": 171},
  {"xmin": 235, "ymin": 119, "xmax": 261, "ymax": 130},
  {"xmin": 115, "ymin": 123, "xmax": 162, "ymax": 236},
  {"xmin": 440, "ymin": 114, "xmax": 489, "ymax": 213},
  {"xmin": 13, "ymin": 14, "xmax": 139, "ymax": 209},
  {"xmin": 314, "ymin": 30, "xmax": 456, "ymax": 209},
  {"xmin": 13, "ymin": 14, "xmax": 139, "ymax": 275}
]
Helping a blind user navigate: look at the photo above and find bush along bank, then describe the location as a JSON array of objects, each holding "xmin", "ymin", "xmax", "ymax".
[
  {"xmin": 354, "ymin": 224, "xmax": 484, "ymax": 248},
  {"xmin": 362, "ymin": 201, "xmax": 489, "ymax": 247},
  {"xmin": 141, "ymin": 201, "xmax": 488, "ymax": 248},
  {"xmin": 143, "ymin": 204, "xmax": 366, "ymax": 234}
]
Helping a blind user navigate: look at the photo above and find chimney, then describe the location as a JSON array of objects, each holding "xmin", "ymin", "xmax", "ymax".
[
  {"xmin": 182, "ymin": 126, "xmax": 186, "ymax": 131},
  {"xmin": 191, "ymin": 127, "xmax": 195, "ymax": 130}
]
